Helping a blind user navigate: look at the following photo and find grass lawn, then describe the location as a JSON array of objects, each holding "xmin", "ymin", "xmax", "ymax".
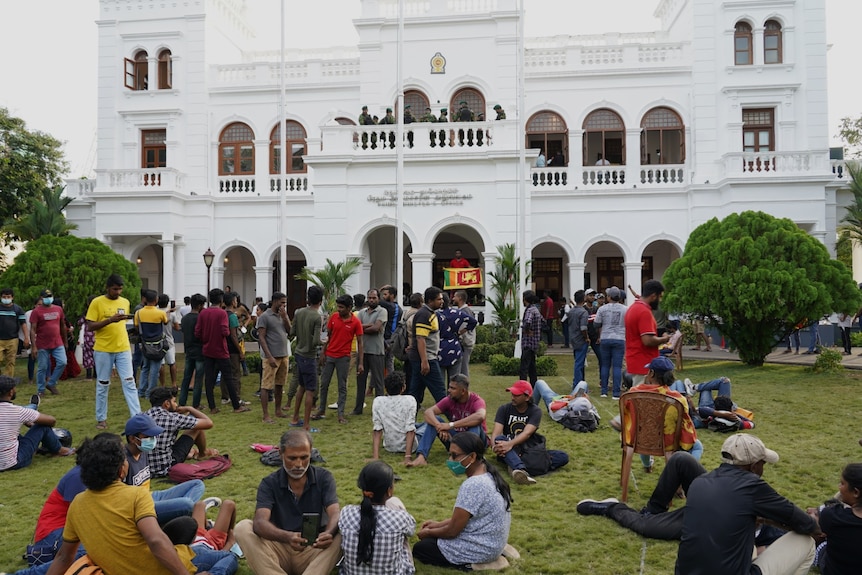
[{"xmin": 2, "ymin": 353, "xmax": 859, "ymax": 574}]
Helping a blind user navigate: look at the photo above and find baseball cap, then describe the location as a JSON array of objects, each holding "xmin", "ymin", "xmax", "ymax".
[
  {"xmin": 40, "ymin": 289, "xmax": 53, "ymax": 298},
  {"xmin": 585, "ymin": 288, "xmax": 596, "ymax": 295},
  {"xmin": 720, "ymin": 434, "xmax": 778, "ymax": 466},
  {"xmin": 645, "ymin": 356, "xmax": 675, "ymax": 373},
  {"xmin": 506, "ymin": 380, "xmax": 533, "ymax": 396},
  {"xmin": 124, "ymin": 413, "xmax": 165, "ymax": 437},
  {"xmin": 607, "ymin": 286, "xmax": 621, "ymax": 300}
]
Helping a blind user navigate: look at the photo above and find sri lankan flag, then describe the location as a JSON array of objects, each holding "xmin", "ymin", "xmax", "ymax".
[{"xmin": 443, "ymin": 267, "xmax": 483, "ymax": 289}]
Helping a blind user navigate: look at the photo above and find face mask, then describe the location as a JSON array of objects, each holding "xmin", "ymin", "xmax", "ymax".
[
  {"xmin": 42, "ymin": 298, "xmax": 54, "ymax": 306},
  {"xmin": 139, "ymin": 437, "xmax": 157, "ymax": 452},
  {"xmin": 446, "ymin": 454, "xmax": 472, "ymax": 476},
  {"xmin": 1, "ymin": 298, "xmax": 11, "ymax": 305},
  {"xmin": 285, "ymin": 464, "xmax": 309, "ymax": 479}
]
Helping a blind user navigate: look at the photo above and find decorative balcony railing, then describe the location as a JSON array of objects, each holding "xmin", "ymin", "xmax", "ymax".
[{"xmin": 722, "ymin": 152, "xmax": 832, "ymax": 178}]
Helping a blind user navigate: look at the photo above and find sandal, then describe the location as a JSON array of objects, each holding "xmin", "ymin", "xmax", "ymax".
[
  {"xmin": 311, "ymin": 413, "xmax": 326, "ymax": 420},
  {"xmin": 95, "ymin": 421, "xmax": 108, "ymax": 430},
  {"xmin": 263, "ymin": 418, "xmax": 277, "ymax": 424},
  {"xmin": 233, "ymin": 406, "xmax": 251, "ymax": 413}
]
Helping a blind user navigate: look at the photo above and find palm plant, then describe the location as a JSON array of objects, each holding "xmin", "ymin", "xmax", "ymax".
[
  {"xmin": 487, "ymin": 243, "xmax": 529, "ymax": 336},
  {"xmin": 3, "ymin": 185, "xmax": 77, "ymax": 241},
  {"xmin": 294, "ymin": 256, "xmax": 363, "ymax": 314},
  {"xmin": 839, "ymin": 161, "xmax": 862, "ymax": 245}
]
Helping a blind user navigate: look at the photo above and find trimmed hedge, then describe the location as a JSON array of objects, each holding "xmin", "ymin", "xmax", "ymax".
[
  {"xmin": 472, "ymin": 340, "xmax": 546, "ymax": 364},
  {"xmin": 488, "ymin": 354, "xmax": 558, "ymax": 377}
]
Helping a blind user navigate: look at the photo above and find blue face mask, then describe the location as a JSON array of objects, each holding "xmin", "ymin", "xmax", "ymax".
[
  {"xmin": 446, "ymin": 454, "xmax": 472, "ymax": 476},
  {"xmin": 42, "ymin": 298, "xmax": 54, "ymax": 306},
  {"xmin": 139, "ymin": 437, "xmax": 157, "ymax": 452}
]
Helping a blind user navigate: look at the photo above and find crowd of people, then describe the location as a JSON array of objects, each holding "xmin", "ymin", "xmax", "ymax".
[{"xmin": 2, "ymin": 272, "xmax": 860, "ymax": 575}]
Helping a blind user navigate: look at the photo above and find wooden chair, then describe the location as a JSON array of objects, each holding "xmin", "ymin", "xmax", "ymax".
[{"xmin": 619, "ymin": 390, "xmax": 685, "ymax": 502}]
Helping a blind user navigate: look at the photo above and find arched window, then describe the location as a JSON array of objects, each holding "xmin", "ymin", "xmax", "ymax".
[
  {"xmin": 219, "ymin": 122, "xmax": 254, "ymax": 175},
  {"xmin": 764, "ymin": 20, "xmax": 782, "ymax": 64},
  {"xmin": 583, "ymin": 109, "xmax": 625, "ymax": 165},
  {"xmin": 124, "ymin": 50, "xmax": 148, "ymax": 91},
  {"xmin": 526, "ymin": 111, "xmax": 568, "ymax": 166},
  {"xmin": 734, "ymin": 22, "xmax": 753, "ymax": 65},
  {"xmin": 450, "ymin": 88, "xmax": 485, "ymax": 122},
  {"xmin": 270, "ymin": 121, "xmax": 307, "ymax": 174},
  {"xmin": 158, "ymin": 49, "xmax": 172, "ymax": 89},
  {"xmin": 641, "ymin": 107, "xmax": 685, "ymax": 165},
  {"xmin": 401, "ymin": 90, "xmax": 430, "ymax": 120}
]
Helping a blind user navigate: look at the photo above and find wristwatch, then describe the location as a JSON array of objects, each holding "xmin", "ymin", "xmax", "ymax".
[{"xmin": 449, "ymin": 422, "xmax": 455, "ymax": 429}]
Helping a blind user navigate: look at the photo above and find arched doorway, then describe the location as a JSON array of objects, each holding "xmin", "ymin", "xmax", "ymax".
[
  {"xmin": 271, "ymin": 246, "xmax": 308, "ymax": 317},
  {"xmin": 527, "ymin": 111, "xmax": 568, "ymax": 165},
  {"xmin": 222, "ymin": 246, "xmax": 256, "ymax": 307},
  {"xmin": 583, "ymin": 241, "xmax": 626, "ymax": 293},
  {"xmin": 640, "ymin": 240, "xmax": 682, "ymax": 283},
  {"xmin": 363, "ymin": 226, "xmax": 413, "ymax": 296},
  {"xmin": 135, "ymin": 243, "xmax": 164, "ymax": 292},
  {"xmin": 431, "ymin": 224, "xmax": 485, "ymax": 304},
  {"xmin": 583, "ymin": 109, "xmax": 625, "ymax": 166},
  {"xmin": 531, "ymin": 242, "xmax": 569, "ymax": 303}
]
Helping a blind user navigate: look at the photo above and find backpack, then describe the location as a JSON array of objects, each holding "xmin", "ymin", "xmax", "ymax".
[
  {"xmin": 517, "ymin": 433, "xmax": 551, "ymax": 476},
  {"xmin": 65, "ymin": 555, "xmax": 104, "ymax": 575},
  {"xmin": 391, "ymin": 319, "xmax": 409, "ymax": 362},
  {"xmin": 168, "ymin": 454, "xmax": 232, "ymax": 482},
  {"xmin": 558, "ymin": 409, "xmax": 599, "ymax": 433}
]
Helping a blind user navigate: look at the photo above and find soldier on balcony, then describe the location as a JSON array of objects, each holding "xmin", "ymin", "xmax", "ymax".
[
  {"xmin": 494, "ymin": 104, "xmax": 506, "ymax": 120},
  {"xmin": 455, "ymin": 101, "xmax": 474, "ymax": 122}
]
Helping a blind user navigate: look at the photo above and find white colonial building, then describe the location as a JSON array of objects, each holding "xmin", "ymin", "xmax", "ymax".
[{"xmin": 66, "ymin": 0, "xmax": 848, "ymax": 315}]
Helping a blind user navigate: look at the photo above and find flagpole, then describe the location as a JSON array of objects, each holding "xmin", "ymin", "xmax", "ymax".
[
  {"xmin": 515, "ymin": 0, "xmax": 526, "ymax": 357},
  {"xmin": 279, "ymin": 0, "xmax": 287, "ymax": 299},
  {"xmin": 395, "ymin": 0, "xmax": 404, "ymax": 305}
]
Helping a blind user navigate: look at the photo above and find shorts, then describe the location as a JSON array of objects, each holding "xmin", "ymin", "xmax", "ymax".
[
  {"xmin": 295, "ymin": 354, "xmax": 318, "ymax": 392},
  {"xmin": 194, "ymin": 527, "xmax": 228, "ymax": 551},
  {"xmin": 261, "ymin": 356, "xmax": 289, "ymax": 390},
  {"xmin": 172, "ymin": 434, "xmax": 196, "ymax": 466},
  {"xmin": 164, "ymin": 344, "xmax": 176, "ymax": 365}
]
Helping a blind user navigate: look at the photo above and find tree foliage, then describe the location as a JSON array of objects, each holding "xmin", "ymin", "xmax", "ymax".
[
  {"xmin": 487, "ymin": 243, "xmax": 529, "ymax": 336},
  {"xmin": 0, "ymin": 235, "xmax": 141, "ymax": 336},
  {"xmin": 838, "ymin": 161, "xmax": 862, "ymax": 245},
  {"xmin": 0, "ymin": 108, "xmax": 68, "ymax": 242},
  {"xmin": 294, "ymin": 257, "xmax": 362, "ymax": 314},
  {"xmin": 838, "ymin": 115, "xmax": 862, "ymax": 159},
  {"xmin": 3, "ymin": 185, "xmax": 77, "ymax": 241},
  {"xmin": 662, "ymin": 211, "xmax": 862, "ymax": 366}
]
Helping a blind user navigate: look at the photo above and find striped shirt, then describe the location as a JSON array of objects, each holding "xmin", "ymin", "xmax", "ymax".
[{"xmin": 0, "ymin": 403, "xmax": 40, "ymax": 471}]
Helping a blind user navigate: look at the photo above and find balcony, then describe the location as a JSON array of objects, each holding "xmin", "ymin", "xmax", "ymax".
[
  {"xmin": 65, "ymin": 168, "xmax": 184, "ymax": 197},
  {"xmin": 321, "ymin": 121, "xmax": 510, "ymax": 155},
  {"xmin": 216, "ymin": 175, "xmax": 310, "ymax": 195},
  {"xmin": 530, "ymin": 164, "xmax": 687, "ymax": 191},
  {"xmin": 722, "ymin": 151, "xmax": 832, "ymax": 179}
]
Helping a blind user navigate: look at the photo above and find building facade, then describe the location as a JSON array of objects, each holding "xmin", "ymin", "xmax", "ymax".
[{"xmin": 67, "ymin": 0, "xmax": 847, "ymax": 315}]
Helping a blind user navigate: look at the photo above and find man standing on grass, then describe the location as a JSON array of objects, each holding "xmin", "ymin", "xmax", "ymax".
[
  {"xmin": 316, "ymin": 294, "xmax": 364, "ymax": 424},
  {"xmin": 256, "ymin": 292, "xmax": 292, "ymax": 423},
  {"xmin": 379, "ymin": 284, "xmax": 401, "ymax": 376},
  {"xmin": 86, "ymin": 274, "xmax": 141, "ymax": 429},
  {"xmin": 0, "ymin": 288, "xmax": 29, "ymax": 377},
  {"xmin": 453, "ymin": 290, "xmax": 476, "ymax": 377},
  {"xmin": 566, "ymin": 290, "xmax": 590, "ymax": 391},
  {"xmin": 352, "ymin": 288, "xmax": 387, "ymax": 415},
  {"xmin": 178, "ymin": 294, "xmax": 206, "ymax": 407},
  {"xmin": 408, "ymin": 286, "xmax": 446, "ymax": 406},
  {"xmin": 30, "ymin": 289, "xmax": 67, "ymax": 397},
  {"xmin": 519, "ymin": 290, "xmax": 542, "ymax": 385},
  {"xmin": 290, "ymin": 285, "xmax": 323, "ymax": 431},
  {"xmin": 625, "ymin": 279, "xmax": 670, "ymax": 386}
]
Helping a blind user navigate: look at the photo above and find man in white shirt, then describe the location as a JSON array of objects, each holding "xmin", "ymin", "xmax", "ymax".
[{"xmin": 371, "ymin": 372, "xmax": 417, "ymax": 463}]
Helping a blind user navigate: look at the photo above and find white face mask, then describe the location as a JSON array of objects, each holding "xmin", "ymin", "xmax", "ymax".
[
  {"xmin": 284, "ymin": 463, "xmax": 309, "ymax": 479},
  {"xmin": 1, "ymin": 298, "xmax": 11, "ymax": 305}
]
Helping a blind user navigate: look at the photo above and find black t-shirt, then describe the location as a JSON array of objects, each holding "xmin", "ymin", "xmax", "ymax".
[
  {"xmin": 819, "ymin": 504, "xmax": 862, "ymax": 575},
  {"xmin": 0, "ymin": 303, "xmax": 25, "ymax": 340},
  {"xmin": 256, "ymin": 466, "xmax": 338, "ymax": 532},
  {"xmin": 180, "ymin": 312, "xmax": 202, "ymax": 360},
  {"xmin": 494, "ymin": 403, "xmax": 542, "ymax": 438}
]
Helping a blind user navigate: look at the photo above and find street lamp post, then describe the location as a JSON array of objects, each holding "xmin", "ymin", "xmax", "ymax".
[{"xmin": 203, "ymin": 248, "xmax": 215, "ymax": 305}]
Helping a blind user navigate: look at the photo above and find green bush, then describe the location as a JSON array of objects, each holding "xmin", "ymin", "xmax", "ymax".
[
  {"xmin": 245, "ymin": 353, "xmax": 261, "ymax": 373},
  {"xmin": 809, "ymin": 347, "xmax": 844, "ymax": 374},
  {"xmin": 471, "ymin": 343, "xmax": 494, "ymax": 363},
  {"xmin": 537, "ymin": 355, "xmax": 558, "ymax": 376},
  {"xmin": 487, "ymin": 353, "xmax": 558, "ymax": 376},
  {"xmin": 537, "ymin": 341, "xmax": 547, "ymax": 357},
  {"xmin": 475, "ymin": 325, "xmax": 494, "ymax": 345},
  {"xmin": 851, "ymin": 331, "xmax": 862, "ymax": 347},
  {"xmin": 492, "ymin": 341, "xmax": 515, "ymax": 357}
]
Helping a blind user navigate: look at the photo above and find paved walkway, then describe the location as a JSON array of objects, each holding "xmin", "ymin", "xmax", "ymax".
[{"xmin": 544, "ymin": 343, "xmax": 862, "ymax": 370}]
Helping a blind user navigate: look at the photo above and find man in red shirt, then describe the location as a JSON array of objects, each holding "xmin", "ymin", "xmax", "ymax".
[
  {"xmin": 624, "ymin": 280, "xmax": 670, "ymax": 387},
  {"xmin": 30, "ymin": 289, "xmax": 67, "ymax": 396},
  {"xmin": 316, "ymin": 294, "xmax": 364, "ymax": 424},
  {"xmin": 448, "ymin": 250, "xmax": 471, "ymax": 269},
  {"xmin": 194, "ymin": 289, "xmax": 249, "ymax": 414}
]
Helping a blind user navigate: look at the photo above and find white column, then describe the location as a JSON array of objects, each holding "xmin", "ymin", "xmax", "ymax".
[
  {"xmin": 159, "ymin": 238, "xmax": 174, "ymax": 297},
  {"xmin": 624, "ymin": 261, "xmax": 644, "ymax": 298},
  {"xmin": 148, "ymin": 57, "xmax": 157, "ymax": 91},
  {"xmin": 254, "ymin": 266, "xmax": 273, "ymax": 301},
  {"xmin": 360, "ymin": 261, "xmax": 372, "ymax": 294},
  {"xmin": 568, "ymin": 262, "xmax": 586, "ymax": 297},
  {"xmin": 212, "ymin": 266, "xmax": 225, "ymax": 291},
  {"xmin": 174, "ymin": 241, "xmax": 186, "ymax": 298},
  {"xmin": 410, "ymin": 253, "xmax": 435, "ymax": 293},
  {"xmin": 253, "ymin": 139, "xmax": 270, "ymax": 193},
  {"xmin": 626, "ymin": 128, "xmax": 642, "ymax": 180}
]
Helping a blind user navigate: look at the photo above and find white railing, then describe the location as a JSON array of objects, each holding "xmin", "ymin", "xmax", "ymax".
[
  {"xmin": 269, "ymin": 176, "xmax": 309, "ymax": 193},
  {"xmin": 723, "ymin": 152, "xmax": 831, "ymax": 177},
  {"xmin": 639, "ymin": 165, "xmax": 686, "ymax": 186},
  {"xmin": 531, "ymin": 168, "xmax": 569, "ymax": 188},
  {"xmin": 93, "ymin": 168, "xmax": 183, "ymax": 193},
  {"xmin": 320, "ymin": 121, "xmax": 508, "ymax": 154},
  {"xmin": 582, "ymin": 166, "xmax": 628, "ymax": 187},
  {"xmin": 218, "ymin": 175, "xmax": 255, "ymax": 194},
  {"xmin": 64, "ymin": 178, "xmax": 97, "ymax": 198},
  {"xmin": 832, "ymin": 159, "xmax": 849, "ymax": 179}
]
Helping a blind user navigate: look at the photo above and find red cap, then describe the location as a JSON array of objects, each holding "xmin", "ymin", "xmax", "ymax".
[{"xmin": 506, "ymin": 380, "xmax": 533, "ymax": 396}]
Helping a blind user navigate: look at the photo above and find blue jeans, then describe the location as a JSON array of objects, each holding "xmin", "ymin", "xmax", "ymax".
[
  {"xmin": 532, "ymin": 379, "xmax": 589, "ymax": 411},
  {"xmin": 5, "ymin": 425, "xmax": 62, "ymax": 470},
  {"xmin": 561, "ymin": 321, "xmax": 570, "ymax": 347},
  {"xmin": 191, "ymin": 545, "xmax": 239, "ymax": 575},
  {"xmin": 807, "ymin": 322, "xmax": 820, "ymax": 352},
  {"xmin": 409, "ymin": 359, "xmax": 446, "ymax": 407},
  {"xmin": 571, "ymin": 342, "xmax": 588, "ymax": 388},
  {"xmin": 152, "ymin": 479, "xmax": 206, "ymax": 523},
  {"xmin": 94, "ymin": 350, "xmax": 141, "ymax": 422},
  {"xmin": 695, "ymin": 377, "xmax": 731, "ymax": 408},
  {"xmin": 179, "ymin": 357, "xmax": 205, "ymax": 406},
  {"xmin": 36, "ymin": 346, "xmax": 67, "ymax": 394},
  {"xmin": 416, "ymin": 416, "xmax": 486, "ymax": 458},
  {"xmin": 139, "ymin": 357, "xmax": 163, "ymax": 398},
  {"xmin": 599, "ymin": 339, "xmax": 625, "ymax": 397},
  {"xmin": 494, "ymin": 434, "xmax": 569, "ymax": 474}
]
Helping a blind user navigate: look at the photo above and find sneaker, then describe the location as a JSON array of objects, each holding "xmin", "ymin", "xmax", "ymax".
[
  {"xmin": 221, "ymin": 398, "xmax": 230, "ymax": 405},
  {"xmin": 46, "ymin": 385, "xmax": 60, "ymax": 396},
  {"xmin": 576, "ymin": 498, "xmax": 619, "ymax": 516},
  {"xmin": 611, "ymin": 396, "xmax": 619, "ymax": 401},
  {"xmin": 511, "ymin": 469, "xmax": 537, "ymax": 485},
  {"xmin": 600, "ymin": 394, "xmax": 608, "ymax": 398},
  {"xmin": 203, "ymin": 496, "xmax": 222, "ymax": 511},
  {"xmin": 239, "ymin": 400, "xmax": 251, "ymax": 406},
  {"xmin": 30, "ymin": 394, "xmax": 41, "ymax": 409},
  {"xmin": 683, "ymin": 378, "xmax": 696, "ymax": 397},
  {"xmin": 328, "ymin": 402, "xmax": 338, "ymax": 409}
]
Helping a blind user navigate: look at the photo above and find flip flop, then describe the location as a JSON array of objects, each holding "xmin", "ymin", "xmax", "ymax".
[
  {"xmin": 263, "ymin": 418, "xmax": 277, "ymax": 424},
  {"xmin": 233, "ymin": 406, "xmax": 251, "ymax": 413},
  {"xmin": 95, "ymin": 421, "xmax": 108, "ymax": 430},
  {"xmin": 308, "ymin": 427, "xmax": 320, "ymax": 433},
  {"xmin": 311, "ymin": 413, "xmax": 326, "ymax": 420},
  {"xmin": 55, "ymin": 447, "xmax": 76, "ymax": 457},
  {"xmin": 289, "ymin": 421, "xmax": 304, "ymax": 427}
]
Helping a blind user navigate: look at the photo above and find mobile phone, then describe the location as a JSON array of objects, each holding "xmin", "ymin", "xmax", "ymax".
[
  {"xmin": 301, "ymin": 513, "xmax": 320, "ymax": 546},
  {"xmin": 170, "ymin": 300, "xmax": 176, "ymax": 308}
]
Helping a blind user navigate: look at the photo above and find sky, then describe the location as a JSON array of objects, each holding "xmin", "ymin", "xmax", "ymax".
[{"xmin": 1, "ymin": 0, "xmax": 860, "ymax": 178}]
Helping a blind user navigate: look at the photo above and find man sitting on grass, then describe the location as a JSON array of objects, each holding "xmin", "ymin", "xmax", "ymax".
[
  {"xmin": 146, "ymin": 387, "xmax": 216, "ymax": 477},
  {"xmin": 0, "ymin": 376, "xmax": 75, "ymax": 473}
]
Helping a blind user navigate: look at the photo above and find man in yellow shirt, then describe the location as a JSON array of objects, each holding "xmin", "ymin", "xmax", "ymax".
[{"xmin": 86, "ymin": 274, "xmax": 141, "ymax": 430}]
